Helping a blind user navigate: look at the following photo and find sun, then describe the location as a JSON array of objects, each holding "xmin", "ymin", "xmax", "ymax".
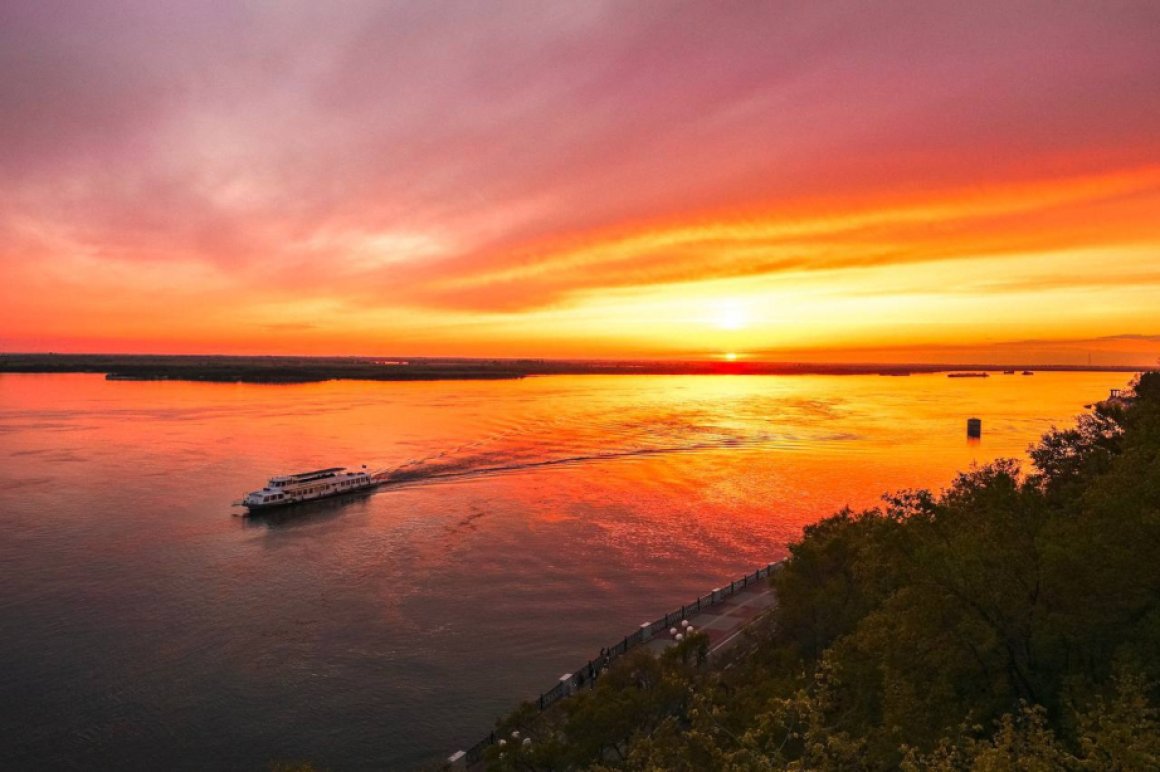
[{"xmin": 724, "ymin": 352, "xmax": 739, "ymax": 361}]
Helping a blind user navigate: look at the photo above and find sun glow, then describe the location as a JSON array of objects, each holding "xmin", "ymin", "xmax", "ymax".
[{"xmin": 713, "ymin": 301, "xmax": 749, "ymax": 331}]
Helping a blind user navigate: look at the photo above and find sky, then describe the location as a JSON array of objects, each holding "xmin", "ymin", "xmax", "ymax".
[{"xmin": 2, "ymin": 1, "xmax": 1159, "ymax": 365}]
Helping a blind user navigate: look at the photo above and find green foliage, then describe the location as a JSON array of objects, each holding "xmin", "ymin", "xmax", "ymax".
[
  {"xmin": 487, "ymin": 373, "xmax": 1160, "ymax": 770},
  {"xmin": 772, "ymin": 508, "xmax": 898, "ymax": 661}
]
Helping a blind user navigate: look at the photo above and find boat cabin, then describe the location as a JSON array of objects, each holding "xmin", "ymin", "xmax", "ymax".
[{"xmin": 243, "ymin": 466, "xmax": 373, "ymax": 508}]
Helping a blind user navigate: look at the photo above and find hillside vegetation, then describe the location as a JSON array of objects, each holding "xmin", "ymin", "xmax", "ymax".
[{"xmin": 487, "ymin": 372, "xmax": 1160, "ymax": 770}]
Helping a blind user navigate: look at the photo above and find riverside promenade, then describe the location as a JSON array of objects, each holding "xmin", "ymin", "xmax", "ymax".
[
  {"xmin": 644, "ymin": 575, "xmax": 777, "ymax": 657},
  {"xmin": 450, "ymin": 562, "xmax": 781, "ymax": 768}
]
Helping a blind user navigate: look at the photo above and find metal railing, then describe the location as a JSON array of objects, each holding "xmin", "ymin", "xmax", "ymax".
[{"xmin": 459, "ymin": 560, "xmax": 783, "ymax": 766}]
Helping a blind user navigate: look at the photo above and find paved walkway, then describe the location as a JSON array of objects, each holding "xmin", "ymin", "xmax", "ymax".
[{"xmin": 644, "ymin": 580, "xmax": 777, "ymax": 656}]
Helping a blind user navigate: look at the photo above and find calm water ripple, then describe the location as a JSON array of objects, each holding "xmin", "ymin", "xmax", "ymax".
[{"xmin": 0, "ymin": 372, "xmax": 1132, "ymax": 769}]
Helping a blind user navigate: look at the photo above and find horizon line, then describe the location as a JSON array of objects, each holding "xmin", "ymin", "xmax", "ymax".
[{"xmin": 0, "ymin": 351, "xmax": 1149, "ymax": 373}]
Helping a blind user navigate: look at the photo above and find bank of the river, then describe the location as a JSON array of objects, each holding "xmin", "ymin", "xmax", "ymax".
[{"xmin": 452, "ymin": 563, "xmax": 781, "ymax": 767}]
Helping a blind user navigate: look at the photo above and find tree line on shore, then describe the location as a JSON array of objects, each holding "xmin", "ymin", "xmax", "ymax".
[{"xmin": 486, "ymin": 372, "xmax": 1160, "ymax": 770}]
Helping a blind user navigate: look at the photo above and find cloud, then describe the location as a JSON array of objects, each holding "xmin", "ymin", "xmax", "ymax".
[
  {"xmin": 388, "ymin": 165, "xmax": 1160, "ymax": 311},
  {"xmin": 261, "ymin": 322, "xmax": 318, "ymax": 332},
  {"xmin": 2, "ymin": 1, "xmax": 1160, "ymax": 353}
]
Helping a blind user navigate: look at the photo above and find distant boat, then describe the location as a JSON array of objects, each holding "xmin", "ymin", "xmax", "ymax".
[
  {"xmin": 1022, "ymin": 371, "xmax": 1034, "ymax": 375},
  {"xmin": 948, "ymin": 372, "xmax": 989, "ymax": 378},
  {"xmin": 1002, "ymin": 370, "xmax": 1015, "ymax": 375}
]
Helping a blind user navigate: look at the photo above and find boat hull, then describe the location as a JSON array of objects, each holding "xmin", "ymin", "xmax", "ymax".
[{"xmin": 243, "ymin": 481, "xmax": 379, "ymax": 512}]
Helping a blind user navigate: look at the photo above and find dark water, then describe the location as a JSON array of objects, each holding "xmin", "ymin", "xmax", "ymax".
[{"xmin": 0, "ymin": 372, "xmax": 1131, "ymax": 769}]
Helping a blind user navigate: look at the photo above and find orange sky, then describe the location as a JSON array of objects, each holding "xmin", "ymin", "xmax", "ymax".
[{"xmin": 3, "ymin": 2, "xmax": 1160, "ymax": 365}]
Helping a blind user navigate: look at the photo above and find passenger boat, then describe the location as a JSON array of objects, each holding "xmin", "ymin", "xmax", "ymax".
[{"xmin": 238, "ymin": 466, "xmax": 377, "ymax": 511}]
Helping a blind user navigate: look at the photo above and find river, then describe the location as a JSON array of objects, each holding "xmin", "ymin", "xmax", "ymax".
[{"xmin": 0, "ymin": 371, "xmax": 1131, "ymax": 768}]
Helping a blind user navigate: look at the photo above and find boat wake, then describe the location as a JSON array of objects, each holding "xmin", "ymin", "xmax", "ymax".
[
  {"xmin": 378, "ymin": 443, "xmax": 708, "ymax": 486},
  {"xmin": 374, "ymin": 429, "xmax": 858, "ymax": 489}
]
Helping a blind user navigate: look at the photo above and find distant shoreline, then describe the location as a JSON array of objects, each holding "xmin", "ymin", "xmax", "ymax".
[{"xmin": 0, "ymin": 353, "xmax": 1142, "ymax": 384}]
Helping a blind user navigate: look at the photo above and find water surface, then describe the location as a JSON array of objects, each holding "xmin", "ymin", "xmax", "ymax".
[{"xmin": 0, "ymin": 372, "xmax": 1131, "ymax": 768}]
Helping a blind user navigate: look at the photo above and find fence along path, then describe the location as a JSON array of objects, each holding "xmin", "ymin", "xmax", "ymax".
[{"xmin": 455, "ymin": 561, "xmax": 783, "ymax": 767}]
